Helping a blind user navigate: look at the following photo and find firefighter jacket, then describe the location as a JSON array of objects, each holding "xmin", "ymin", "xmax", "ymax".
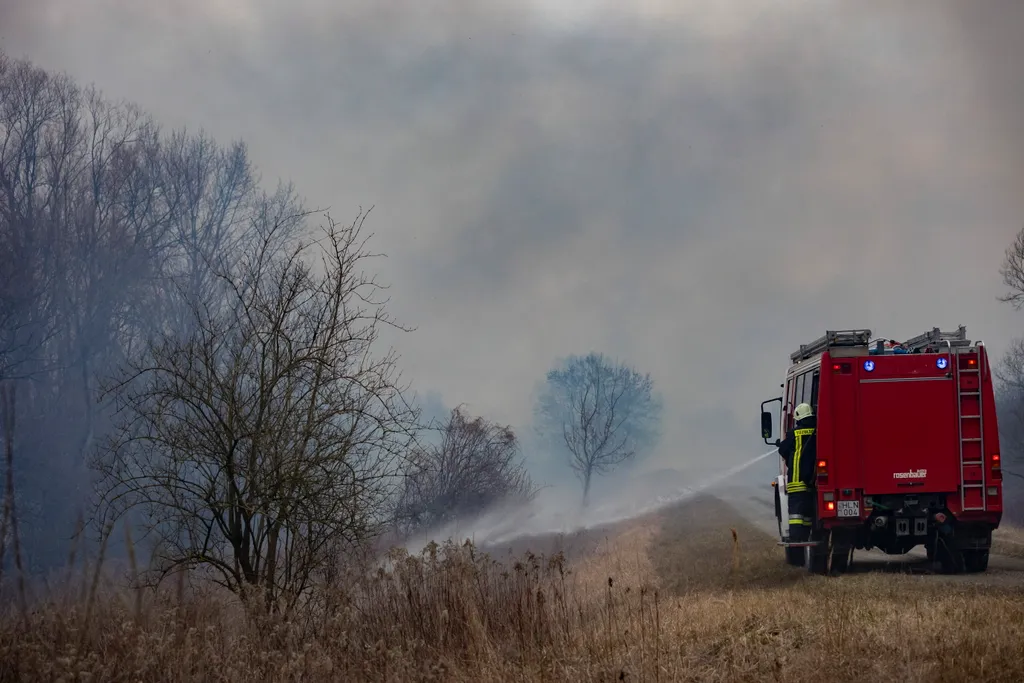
[{"xmin": 778, "ymin": 415, "xmax": 817, "ymax": 494}]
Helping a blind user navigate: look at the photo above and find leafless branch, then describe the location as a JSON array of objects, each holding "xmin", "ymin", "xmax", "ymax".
[
  {"xmin": 999, "ymin": 226, "xmax": 1024, "ymax": 310},
  {"xmin": 394, "ymin": 405, "xmax": 535, "ymax": 535},
  {"xmin": 537, "ymin": 353, "xmax": 661, "ymax": 504},
  {"xmin": 90, "ymin": 209, "xmax": 417, "ymax": 613}
]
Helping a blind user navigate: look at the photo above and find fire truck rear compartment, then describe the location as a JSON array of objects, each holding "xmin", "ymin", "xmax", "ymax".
[
  {"xmin": 857, "ymin": 373, "xmax": 961, "ymax": 497},
  {"xmin": 769, "ymin": 328, "xmax": 1001, "ymax": 574},
  {"xmin": 851, "ymin": 371, "xmax": 987, "ymax": 555}
]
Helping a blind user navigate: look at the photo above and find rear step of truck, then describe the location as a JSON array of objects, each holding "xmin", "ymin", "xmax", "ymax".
[{"xmin": 957, "ymin": 348, "xmax": 987, "ymax": 512}]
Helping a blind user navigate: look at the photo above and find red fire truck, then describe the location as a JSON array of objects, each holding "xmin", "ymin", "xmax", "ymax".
[{"xmin": 760, "ymin": 327, "xmax": 1003, "ymax": 575}]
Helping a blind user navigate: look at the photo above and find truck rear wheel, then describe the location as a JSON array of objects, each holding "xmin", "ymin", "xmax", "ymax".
[
  {"xmin": 936, "ymin": 542, "xmax": 965, "ymax": 575},
  {"xmin": 963, "ymin": 549, "xmax": 989, "ymax": 573},
  {"xmin": 830, "ymin": 546, "xmax": 852, "ymax": 573},
  {"xmin": 785, "ymin": 546, "xmax": 803, "ymax": 566},
  {"xmin": 775, "ymin": 486, "xmax": 788, "ymax": 541},
  {"xmin": 805, "ymin": 534, "xmax": 829, "ymax": 575}
]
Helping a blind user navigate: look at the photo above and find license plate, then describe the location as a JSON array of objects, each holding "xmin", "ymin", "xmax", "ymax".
[{"xmin": 837, "ymin": 500, "xmax": 860, "ymax": 518}]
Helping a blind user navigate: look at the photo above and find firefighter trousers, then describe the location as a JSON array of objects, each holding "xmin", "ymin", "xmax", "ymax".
[{"xmin": 787, "ymin": 490, "xmax": 814, "ymax": 543}]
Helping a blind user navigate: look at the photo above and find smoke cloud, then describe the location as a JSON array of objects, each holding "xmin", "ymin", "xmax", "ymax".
[{"xmin": 2, "ymin": 1, "xmax": 1023, "ymax": 537}]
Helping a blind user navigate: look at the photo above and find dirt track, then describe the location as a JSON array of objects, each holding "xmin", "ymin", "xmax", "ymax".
[
  {"xmin": 480, "ymin": 484, "xmax": 1024, "ymax": 591},
  {"xmin": 707, "ymin": 483, "xmax": 1024, "ymax": 586}
]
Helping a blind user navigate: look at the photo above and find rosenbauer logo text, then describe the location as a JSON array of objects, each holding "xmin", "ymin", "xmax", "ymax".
[{"xmin": 893, "ymin": 469, "xmax": 927, "ymax": 480}]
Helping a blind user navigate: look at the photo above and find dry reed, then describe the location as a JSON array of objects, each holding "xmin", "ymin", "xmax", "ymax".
[{"xmin": 1, "ymin": 495, "xmax": 1023, "ymax": 682}]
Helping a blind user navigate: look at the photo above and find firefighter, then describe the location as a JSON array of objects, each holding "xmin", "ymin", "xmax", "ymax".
[{"xmin": 775, "ymin": 402, "xmax": 817, "ymax": 543}]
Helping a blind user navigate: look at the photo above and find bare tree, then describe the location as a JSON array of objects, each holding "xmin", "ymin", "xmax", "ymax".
[
  {"xmin": 395, "ymin": 405, "xmax": 535, "ymax": 534},
  {"xmin": 993, "ymin": 339, "xmax": 1024, "ymax": 472},
  {"xmin": 157, "ymin": 130, "xmax": 254, "ymax": 323},
  {"xmin": 91, "ymin": 209, "xmax": 418, "ymax": 613},
  {"xmin": 59, "ymin": 89, "xmax": 164, "ymax": 471},
  {"xmin": 0, "ymin": 55, "xmax": 111, "ymax": 563},
  {"xmin": 994, "ymin": 225, "xmax": 1024, "ymax": 522},
  {"xmin": 1000, "ymin": 226, "xmax": 1024, "ymax": 310},
  {"xmin": 0, "ymin": 54, "xmax": 187, "ymax": 564},
  {"xmin": 992, "ymin": 341, "xmax": 1024, "ymax": 525},
  {"xmin": 0, "ymin": 53, "xmax": 66, "ymax": 383},
  {"xmin": 536, "ymin": 353, "xmax": 662, "ymax": 504},
  {"xmin": 0, "ymin": 50, "xmax": 318, "ymax": 571},
  {"xmin": 0, "ymin": 381, "xmax": 27, "ymax": 610}
]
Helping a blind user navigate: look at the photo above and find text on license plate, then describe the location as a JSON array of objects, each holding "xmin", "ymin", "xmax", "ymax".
[{"xmin": 837, "ymin": 500, "xmax": 860, "ymax": 518}]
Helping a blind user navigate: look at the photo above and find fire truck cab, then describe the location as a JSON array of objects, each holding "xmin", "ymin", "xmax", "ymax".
[{"xmin": 760, "ymin": 327, "xmax": 1003, "ymax": 575}]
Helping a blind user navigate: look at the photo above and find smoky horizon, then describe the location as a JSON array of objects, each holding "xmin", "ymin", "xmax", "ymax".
[{"xmin": 1, "ymin": 0, "xmax": 1024, "ymax": 571}]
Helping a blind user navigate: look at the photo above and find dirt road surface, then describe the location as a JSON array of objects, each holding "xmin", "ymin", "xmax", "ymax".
[{"xmin": 708, "ymin": 482, "xmax": 1024, "ymax": 586}]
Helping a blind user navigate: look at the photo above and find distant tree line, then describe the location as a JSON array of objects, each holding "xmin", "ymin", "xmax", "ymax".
[
  {"xmin": 0, "ymin": 51, "xmax": 664, "ymax": 612},
  {"xmin": 996, "ymin": 228, "xmax": 1024, "ymax": 521}
]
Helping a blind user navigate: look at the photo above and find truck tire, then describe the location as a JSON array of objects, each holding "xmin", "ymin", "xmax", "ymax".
[
  {"xmin": 774, "ymin": 489, "xmax": 782, "ymax": 536},
  {"xmin": 805, "ymin": 537, "xmax": 829, "ymax": 575},
  {"xmin": 963, "ymin": 549, "xmax": 989, "ymax": 573},
  {"xmin": 937, "ymin": 542, "xmax": 965, "ymax": 575},
  {"xmin": 830, "ymin": 546, "xmax": 852, "ymax": 573},
  {"xmin": 785, "ymin": 547, "xmax": 803, "ymax": 566}
]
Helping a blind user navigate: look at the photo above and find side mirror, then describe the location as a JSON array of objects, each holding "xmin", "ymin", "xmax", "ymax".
[{"xmin": 760, "ymin": 396, "xmax": 782, "ymax": 445}]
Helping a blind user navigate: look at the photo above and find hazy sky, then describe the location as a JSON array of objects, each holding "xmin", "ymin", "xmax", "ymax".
[{"xmin": 3, "ymin": 0, "xmax": 1023, "ymax": 478}]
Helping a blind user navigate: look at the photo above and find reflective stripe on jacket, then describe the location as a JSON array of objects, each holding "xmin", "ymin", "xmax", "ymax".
[
  {"xmin": 778, "ymin": 416, "xmax": 817, "ymax": 494},
  {"xmin": 786, "ymin": 428, "xmax": 815, "ymax": 493}
]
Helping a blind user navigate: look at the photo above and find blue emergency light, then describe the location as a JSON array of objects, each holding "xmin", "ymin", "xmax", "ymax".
[
  {"xmin": 864, "ymin": 360, "xmax": 875, "ymax": 372},
  {"xmin": 936, "ymin": 357, "xmax": 949, "ymax": 370}
]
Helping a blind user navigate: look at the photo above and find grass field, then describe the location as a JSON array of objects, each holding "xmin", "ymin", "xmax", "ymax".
[
  {"xmin": 992, "ymin": 524, "xmax": 1024, "ymax": 559},
  {"xmin": 2, "ymin": 495, "xmax": 1024, "ymax": 682}
]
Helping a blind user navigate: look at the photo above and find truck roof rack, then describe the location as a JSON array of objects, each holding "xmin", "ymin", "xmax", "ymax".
[
  {"xmin": 901, "ymin": 326, "xmax": 971, "ymax": 353},
  {"xmin": 789, "ymin": 326, "xmax": 976, "ymax": 364},
  {"xmin": 790, "ymin": 330, "xmax": 873, "ymax": 364}
]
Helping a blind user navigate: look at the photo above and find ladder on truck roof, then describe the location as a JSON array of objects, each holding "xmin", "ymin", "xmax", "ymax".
[
  {"xmin": 956, "ymin": 344, "xmax": 988, "ymax": 512},
  {"xmin": 790, "ymin": 329, "xmax": 872, "ymax": 364},
  {"xmin": 902, "ymin": 326, "xmax": 971, "ymax": 353}
]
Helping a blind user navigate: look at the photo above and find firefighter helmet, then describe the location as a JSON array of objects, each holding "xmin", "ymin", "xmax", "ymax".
[{"xmin": 794, "ymin": 403, "xmax": 814, "ymax": 422}]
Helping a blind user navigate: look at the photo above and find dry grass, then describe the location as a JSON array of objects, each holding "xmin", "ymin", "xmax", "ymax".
[
  {"xmin": 648, "ymin": 496, "xmax": 1024, "ymax": 681},
  {"xmin": 992, "ymin": 524, "xmax": 1024, "ymax": 559},
  {"xmin": 2, "ymin": 495, "xmax": 1024, "ymax": 682}
]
